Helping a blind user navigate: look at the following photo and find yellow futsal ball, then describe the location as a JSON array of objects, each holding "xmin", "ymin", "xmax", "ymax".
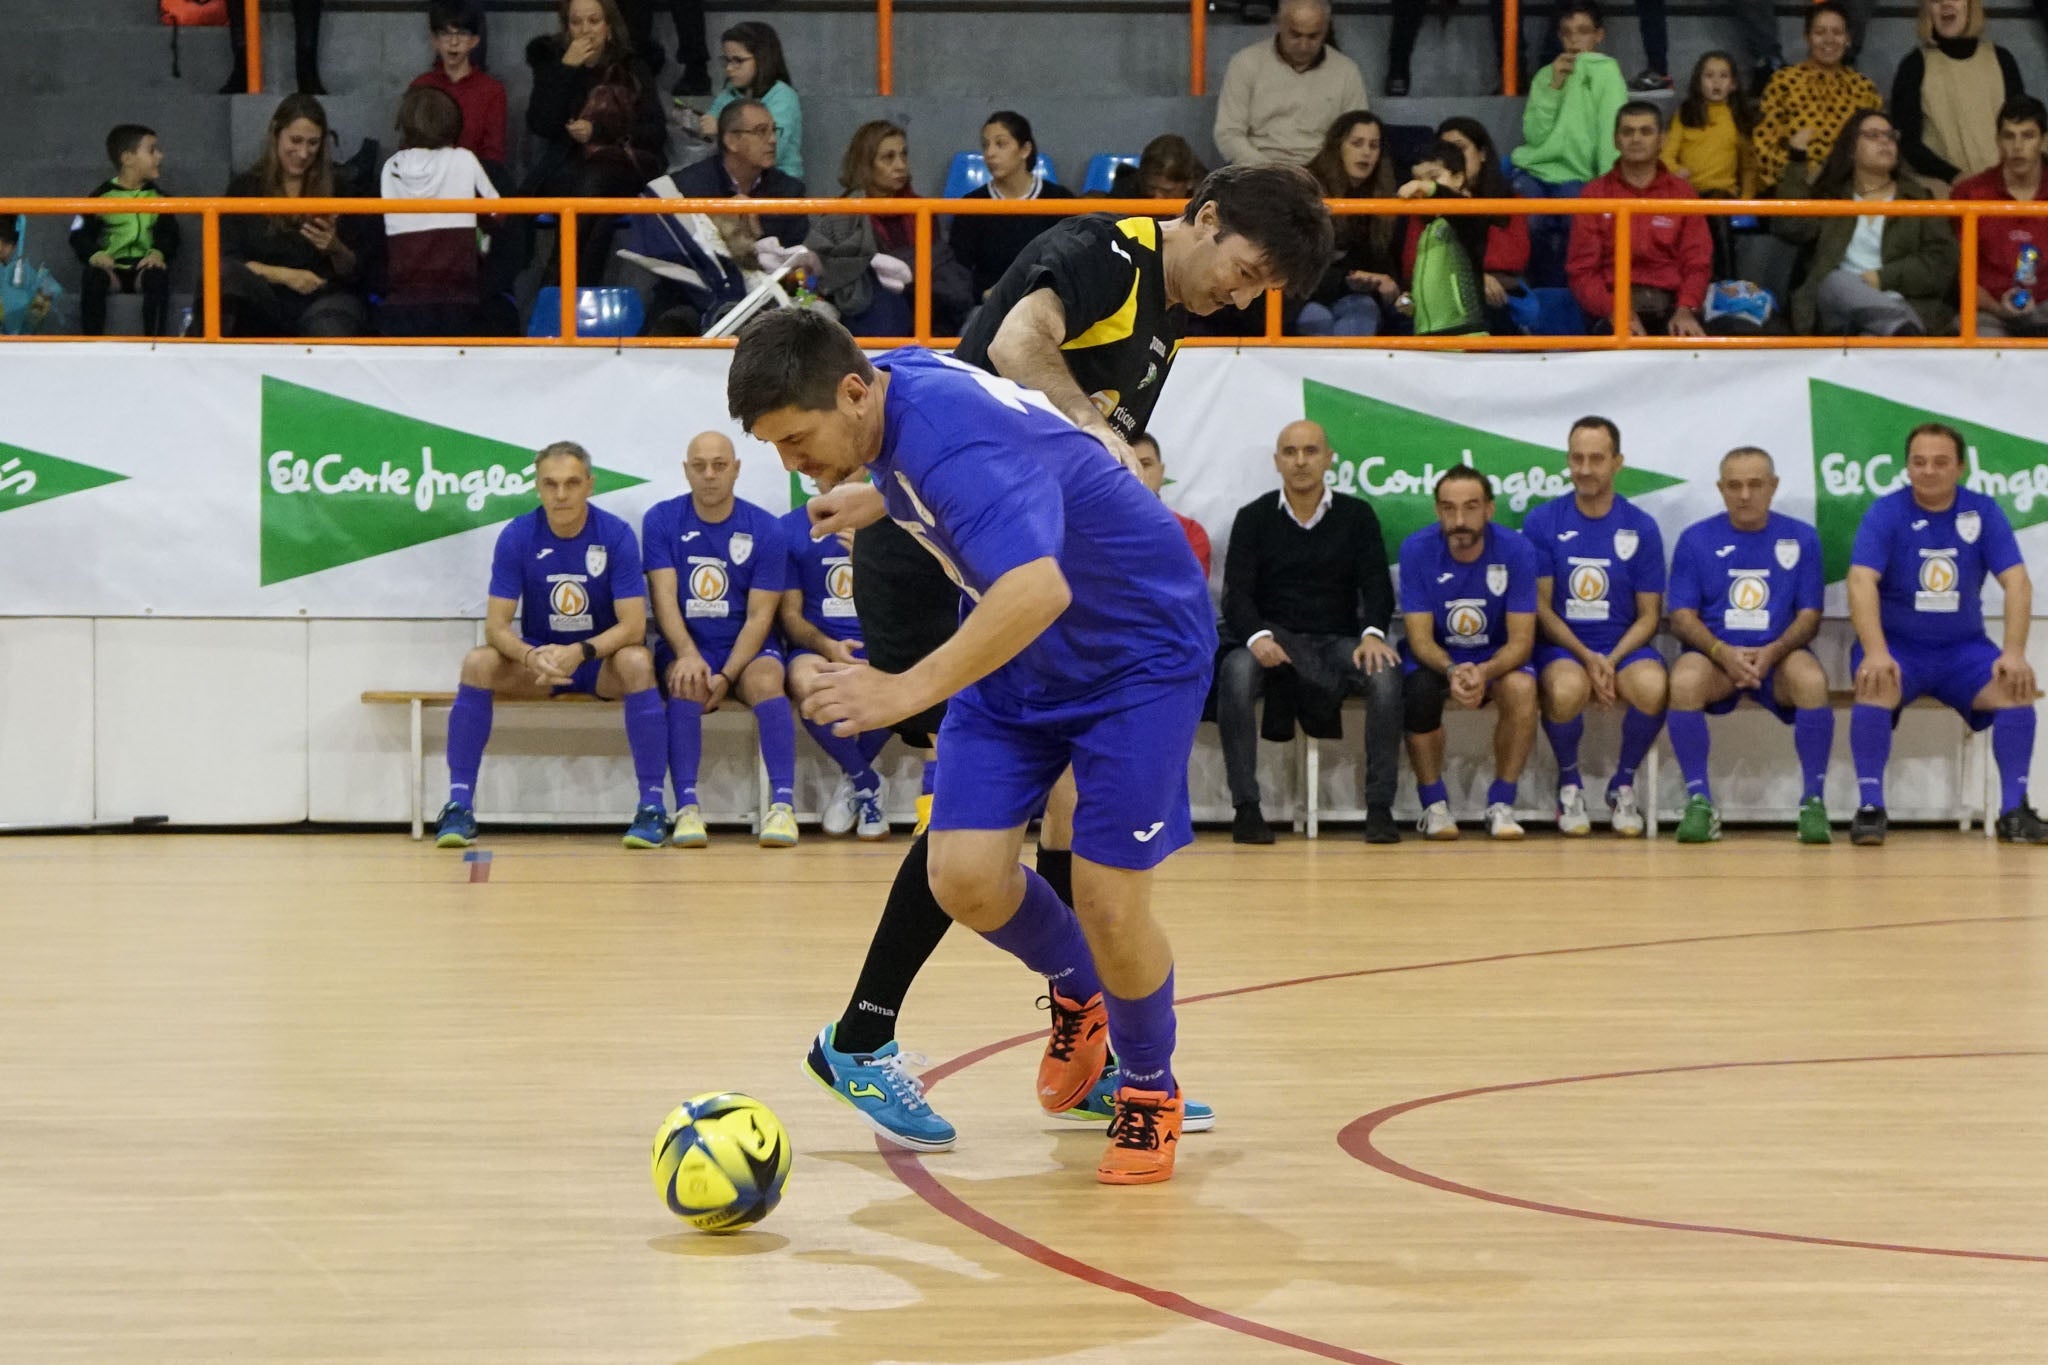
[{"xmin": 651, "ymin": 1092, "xmax": 792, "ymax": 1232}]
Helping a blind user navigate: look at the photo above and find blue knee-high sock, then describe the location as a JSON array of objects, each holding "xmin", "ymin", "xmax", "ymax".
[
  {"xmin": 1667, "ymin": 709, "xmax": 1712, "ymax": 799},
  {"xmin": 666, "ymin": 696, "xmax": 704, "ymax": 807},
  {"xmin": 1417, "ymin": 779, "xmax": 1448, "ymax": 808},
  {"xmin": 859, "ymin": 729, "xmax": 891, "ymax": 766},
  {"xmin": 621, "ymin": 689, "xmax": 668, "ymax": 809},
  {"xmin": 1544, "ymin": 716, "xmax": 1584, "ymax": 789},
  {"xmin": 1487, "ymin": 777, "xmax": 1520, "ymax": 807},
  {"xmin": 1793, "ymin": 707, "xmax": 1834, "ymax": 803},
  {"xmin": 753, "ymin": 696, "xmax": 796, "ymax": 805},
  {"xmin": 446, "ymin": 684, "xmax": 494, "ymax": 806},
  {"xmin": 1992, "ymin": 708, "xmax": 2036, "ymax": 812},
  {"xmin": 804, "ymin": 717, "xmax": 880, "ymax": 791},
  {"xmin": 1851, "ymin": 703, "xmax": 1893, "ymax": 807},
  {"xmin": 978, "ymin": 868, "xmax": 1103, "ymax": 1003},
  {"xmin": 1106, "ymin": 968, "xmax": 1177, "ymax": 1098},
  {"xmin": 1613, "ymin": 706, "xmax": 1664, "ymax": 790}
]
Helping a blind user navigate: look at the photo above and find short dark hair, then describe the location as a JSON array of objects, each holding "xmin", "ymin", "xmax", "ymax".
[
  {"xmin": 106, "ymin": 124, "xmax": 155, "ymax": 168},
  {"xmin": 1615, "ymin": 100, "xmax": 1664, "ymax": 134},
  {"xmin": 1805, "ymin": 0, "xmax": 1850, "ymax": 32},
  {"xmin": 1557, "ymin": 0, "xmax": 1604, "ymax": 29},
  {"xmin": 717, "ymin": 98, "xmax": 769, "ymax": 142},
  {"xmin": 1998, "ymin": 94, "xmax": 2048, "ymax": 137},
  {"xmin": 427, "ymin": 0, "xmax": 483, "ymax": 33},
  {"xmin": 1570, "ymin": 414, "xmax": 1621, "ymax": 451},
  {"xmin": 395, "ymin": 86, "xmax": 464, "ymax": 151},
  {"xmin": 728, "ymin": 309, "xmax": 876, "ymax": 432},
  {"xmin": 1434, "ymin": 465, "xmax": 1494, "ymax": 501},
  {"xmin": 1905, "ymin": 421, "xmax": 1966, "ymax": 460},
  {"xmin": 1182, "ymin": 164, "xmax": 1335, "ymax": 297},
  {"xmin": 983, "ymin": 110, "xmax": 1037, "ymax": 162}
]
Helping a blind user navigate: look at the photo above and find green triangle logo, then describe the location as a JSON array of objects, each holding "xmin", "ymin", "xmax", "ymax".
[
  {"xmin": 1811, "ymin": 379, "xmax": 2048, "ymax": 582},
  {"xmin": 0, "ymin": 441, "xmax": 127, "ymax": 513},
  {"xmin": 1302, "ymin": 379, "xmax": 1685, "ymax": 561},
  {"xmin": 259, "ymin": 377, "xmax": 647, "ymax": 585}
]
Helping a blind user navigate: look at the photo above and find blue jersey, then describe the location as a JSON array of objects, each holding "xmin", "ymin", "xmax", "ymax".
[
  {"xmin": 1397, "ymin": 523, "xmax": 1540, "ymax": 665},
  {"xmin": 487, "ymin": 505, "xmax": 644, "ymax": 646},
  {"xmin": 1669, "ymin": 511, "xmax": 1824, "ymax": 650},
  {"xmin": 780, "ymin": 506, "xmax": 861, "ymax": 645},
  {"xmin": 869, "ymin": 347, "xmax": 1212, "ymax": 712},
  {"xmin": 1850, "ymin": 486, "xmax": 2022, "ymax": 647},
  {"xmin": 1522, "ymin": 494, "xmax": 1668, "ymax": 655},
  {"xmin": 641, "ymin": 495, "xmax": 788, "ymax": 651}
]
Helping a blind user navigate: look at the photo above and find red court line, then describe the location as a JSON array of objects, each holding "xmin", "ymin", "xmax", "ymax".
[{"xmin": 1338, "ymin": 1051, "xmax": 2048, "ymax": 1264}]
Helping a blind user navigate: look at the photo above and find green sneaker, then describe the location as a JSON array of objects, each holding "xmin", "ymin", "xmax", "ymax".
[
  {"xmin": 1797, "ymin": 796, "xmax": 1832, "ymax": 844},
  {"xmin": 1674, "ymin": 794, "xmax": 1722, "ymax": 844}
]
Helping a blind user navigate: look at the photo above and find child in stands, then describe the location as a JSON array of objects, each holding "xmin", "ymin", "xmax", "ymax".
[
  {"xmin": 69, "ymin": 125, "xmax": 180, "ymax": 336},
  {"xmin": 409, "ymin": 1, "xmax": 508, "ymax": 182},
  {"xmin": 381, "ymin": 86, "xmax": 498, "ymax": 336}
]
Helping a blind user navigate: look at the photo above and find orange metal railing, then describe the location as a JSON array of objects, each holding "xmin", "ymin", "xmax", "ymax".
[
  {"xmin": 244, "ymin": 0, "xmax": 262, "ymax": 94},
  {"xmin": 0, "ymin": 192, "xmax": 2034, "ymax": 349}
]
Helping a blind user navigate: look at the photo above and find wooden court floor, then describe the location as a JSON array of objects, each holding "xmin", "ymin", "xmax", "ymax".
[{"xmin": 2, "ymin": 828, "xmax": 2045, "ymax": 1363}]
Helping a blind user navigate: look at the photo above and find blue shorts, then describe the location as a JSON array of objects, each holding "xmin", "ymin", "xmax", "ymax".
[
  {"xmin": 551, "ymin": 656, "xmax": 605, "ymax": 697},
  {"xmin": 1533, "ymin": 643, "xmax": 1664, "ymax": 676},
  {"xmin": 931, "ymin": 676, "xmax": 1206, "ymax": 872},
  {"xmin": 1685, "ymin": 649, "xmax": 1800, "ymax": 724},
  {"xmin": 656, "ymin": 637, "xmax": 785, "ymax": 681},
  {"xmin": 1852, "ymin": 636, "xmax": 2003, "ymax": 731}
]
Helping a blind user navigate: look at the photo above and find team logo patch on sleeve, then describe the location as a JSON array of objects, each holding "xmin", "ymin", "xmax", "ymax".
[
  {"xmin": 1957, "ymin": 510, "xmax": 1981, "ymax": 544},
  {"xmin": 1613, "ymin": 529, "xmax": 1639, "ymax": 561},
  {"xmin": 1775, "ymin": 538, "xmax": 1800, "ymax": 570},
  {"xmin": 730, "ymin": 532, "xmax": 753, "ymax": 565},
  {"xmin": 586, "ymin": 544, "xmax": 607, "ymax": 576},
  {"xmin": 1486, "ymin": 563, "xmax": 1508, "ymax": 596}
]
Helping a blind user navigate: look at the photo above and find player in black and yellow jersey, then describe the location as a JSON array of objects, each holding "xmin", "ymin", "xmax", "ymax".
[{"xmin": 802, "ymin": 166, "xmax": 1332, "ymax": 1153}]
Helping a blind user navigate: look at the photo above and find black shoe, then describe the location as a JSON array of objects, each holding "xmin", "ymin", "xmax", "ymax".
[
  {"xmin": 1385, "ymin": 73, "xmax": 1410, "ymax": 97},
  {"xmin": 1850, "ymin": 804, "xmax": 1888, "ymax": 846},
  {"xmin": 672, "ymin": 65, "xmax": 712, "ymax": 99},
  {"xmin": 1231, "ymin": 804, "xmax": 1275, "ymax": 845},
  {"xmin": 1364, "ymin": 805, "xmax": 1401, "ymax": 844},
  {"xmin": 1995, "ymin": 805, "xmax": 2048, "ymax": 843},
  {"xmin": 1627, "ymin": 68, "xmax": 1673, "ymax": 91}
]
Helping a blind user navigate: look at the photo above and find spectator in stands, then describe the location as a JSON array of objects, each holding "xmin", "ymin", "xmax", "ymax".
[
  {"xmin": 1568, "ymin": 103, "xmax": 1710, "ymax": 337},
  {"xmin": 674, "ymin": 99, "xmax": 808, "ymax": 272},
  {"xmin": 380, "ymin": 88, "xmax": 498, "ymax": 337},
  {"xmin": 1294, "ymin": 112, "xmax": 1402, "ymax": 336},
  {"xmin": 1402, "ymin": 117, "xmax": 1531, "ymax": 330},
  {"xmin": 1774, "ymin": 108, "xmax": 1959, "ymax": 336},
  {"xmin": 218, "ymin": 94, "xmax": 369, "ymax": 338},
  {"xmin": 1132, "ymin": 434, "xmax": 1212, "ymax": 577},
  {"xmin": 1218, "ymin": 419, "xmax": 1402, "ymax": 846},
  {"xmin": 0, "ymin": 217, "xmax": 58, "ymax": 335},
  {"xmin": 224, "ymin": 0, "xmax": 324, "ymax": 96},
  {"xmin": 411, "ymin": 1, "xmax": 508, "ymax": 182},
  {"xmin": 1665, "ymin": 52, "xmax": 1758, "ymax": 197},
  {"xmin": 1111, "ymin": 135, "xmax": 1209, "ymax": 201},
  {"xmin": 617, "ymin": 0, "xmax": 712, "ymax": 99},
  {"xmin": 1891, "ymin": 0, "xmax": 2024, "ymax": 196},
  {"xmin": 1952, "ymin": 95, "xmax": 2048, "ymax": 337},
  {"xmin": 1387, "ymin": 0, "xmax": 1522, "ymax": 97},
  {"xmin": 698, "ymin": 23, "xmax": 802, "ymax": 179},
  {"xmin": 1752, "ymin": 3, "xmax": 1882, "ymax": 188},
  {"xmin": 1511, "ymin": 0, "xmax": 1628, "ymax": 193},
  {"xmin": 1215, "ymin": 0, "xmax": 1368, "ymax": 168},
  {"xmin": 70, "ymin": 124, "xmax": 179, "ymax": 338},
  {"xmin": 806, "ymin": 120, "xmax": 920, "ymax": 337},
  {"xmin": 949, "ymin": 111, "xmax": 1076, "ymax": 303}
]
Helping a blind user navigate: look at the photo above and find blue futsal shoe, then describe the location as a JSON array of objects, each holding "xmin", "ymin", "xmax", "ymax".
[
  {"xmin": 1056, "ymin": 1060, "xmax": 1216, "ymax": 1132},
  {"xmin": 804, "ymin": 1024, "xmax": 958, "ymax": 1152},
  {"xmin": 622, "ymin": 803, "xmax": 669, "ymax": 849},
  {"xmin": 434, "ymin": 801, "xmax": 478, "ymax": 848}
]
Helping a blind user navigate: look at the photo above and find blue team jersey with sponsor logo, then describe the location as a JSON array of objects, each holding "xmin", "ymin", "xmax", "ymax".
[
  {"xmin": 1397, "ymin": 523, "xmax": 1540, "ymax": 665},
  {"xmin": 1668, "ymin": 511, "xmax": 1824, "ymax": 649},
  {"xmin": 780, "ymin": 506, "xmax": 862, "ymax": 645},
  {"xmin": 487, "ymin": 505, "xmax": 644, "ymax": 646},
  {"xmin": 1522, "ymin": 494, "xmax": 1668, "ymax": 655},
  {"xmin": 641, "ymin": 495, "xmax": 788, "ymax": 652},
  {"xmin": 868, "ymin": 347, "xmax": 1212, "ymax": 712},
  {"xmin": 1850, "ymin": 486, "xmax": 2022, "ymax": 647}
]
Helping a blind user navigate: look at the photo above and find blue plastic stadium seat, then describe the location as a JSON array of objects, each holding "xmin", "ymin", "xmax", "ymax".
[
  {"xmin": 942, "ymin": 151, "xmax": 1060, "ymax": 198},
  {"xmin": 1083, "ymin": 153, "xmax": 1139, "ymax": 195},
  {"xmin": 526, "ymin": 286, "xmax": 647, "ymax": 339}
]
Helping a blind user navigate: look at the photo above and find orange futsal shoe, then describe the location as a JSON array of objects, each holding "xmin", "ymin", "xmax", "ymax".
[
  {"xmin": 1096, "ymin": 1086, "xmax": 1183, "ymax": 1185},
  {"xmin": 1036, "ymin": 988, "xmax": 1110, "ymax": 1114}
]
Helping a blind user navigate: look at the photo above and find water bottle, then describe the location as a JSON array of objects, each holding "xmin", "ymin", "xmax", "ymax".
[{"xmin": 2013, "ymin": 243, "xmax": 2039, "ymax": 312}]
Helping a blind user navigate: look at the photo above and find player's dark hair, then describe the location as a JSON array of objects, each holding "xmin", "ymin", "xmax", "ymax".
[
  {"xmin": 1905, "ymin": 422, "xmax": 1966, "ymax": 461},
  {"xmin": 728, "ymin": 309, "xmax": 876, "ymax": 431},
  {"xmin": 1434, "ymin": 465, "xmax": 1493, "ymax": 501},
  {"xmin": 1182, "ymin": 163, "xmax": 1335, "ymax": 298},
  {"xmin": 106, "ymin": 124, "xmax": 156, "ymax": 169},
  {"xmin": 537, "ymin": 440, "xmax": 592, "ymax": 467},
  {"xmin": 1615, "ymin": 100, "xmax": 1664, "ymax": 135},
  {"xmin": 1998, "ymin": 94, "xmax": 2048, "ymax": 137},
  {"xmin": 1570, "ymin": 414, "xmax": 1621, "ymax": 451},
  {"xmin": 428, "ymin": 0, "xmax": 484, "ymax": 34},
  {"xmin": 1557, "ymin": 0, "xmax": 1604, "ymax": 31}
]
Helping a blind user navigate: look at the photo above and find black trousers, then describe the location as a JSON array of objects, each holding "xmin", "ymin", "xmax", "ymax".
[
  {"xmin": 617, "ymin": 0, "xmax": 710, "ymax": 74},
  {"xmin": 81, "ymin": 264, "xmax": 170, "ymax": 336},
  {"xmin": 226, "ymin": 0, "xmax": 324, "ymax": 78},
  {"xmin": 1216, "ymin": 629, "xmax": 1404, "ymax": 811}
]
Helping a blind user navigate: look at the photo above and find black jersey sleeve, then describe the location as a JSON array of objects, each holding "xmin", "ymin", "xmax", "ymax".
[{"xmin": 1014, "ymin": 217, "xmax": 1142, "ymax": 342}]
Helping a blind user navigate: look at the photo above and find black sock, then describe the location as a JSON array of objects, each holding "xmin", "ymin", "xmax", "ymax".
[
  {"xmin": 1035, "ymin": 845, "xmax": 1075, "ymax": 909},
  {"xmin": 833, "ymin": 834, "xmax": 953, "ymax": 1056}
]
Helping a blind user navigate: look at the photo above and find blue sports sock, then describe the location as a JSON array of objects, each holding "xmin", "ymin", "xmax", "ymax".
[
  {"xmin": 446, "ymin": 683, "xmax": 493, "ymax": 806},
  {"xmin": 1851, "ymin": 703, "xmax": 1893, "ymax": 807},
  {"xmin": 1666, "ymin": 709, "xmax": 1712, "ymax": 799},
  {"xmin": 1105, "ymin": 968, "xmax": 1177, "ymax": 1098},
  {"xmin": 920, "ymin": 757, "xmax": 939, "ymax": 796},
  {"xmin": 804, "ymin": 717, "xmax": 880, "ymax": 792},
  {"xmin": 753, "ymin": 696, "xmax": 797, "ymax": 806},
  {"xmin": 621, "ymin": 688, "xmax": 668, "ymax": 809},
  {"xmin": 1612, "ymin": 706, "xmax": 1664, "ymax": 790},
  {"xmin": 1992, "ymin": 707, "xmax": 2036, "ymax": 812},
  {"xmin": 1793, "ymin": 708, "xmax": 1834, "ymax": 803},
  {"xmin": 1417, "ymin": 779, "xmax": 1448, "ymax": 808},
  {"xmin": 859, "ymin": 729, "xmax": 891, "ymax": 766},
  {"xmin": 978, "ymin": 868, "xmax": 1103, "ymax": 1003},
  {"xmin": 666, "ymin": 696, "xmax": 704, "ymax": 807},
  {"xmin": 1544, "ymin": 715, "xmax": 1584, "ymax": 789},
  {"xmin": 1487, "ymin": 776, "xmax": 1519, "ymax": 807}
]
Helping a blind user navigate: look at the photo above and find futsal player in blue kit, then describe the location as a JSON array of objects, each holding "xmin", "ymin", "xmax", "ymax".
[
  {"xmin": 1846, "ymin": 423, "xmax": 2048, "ymax": 845},
  {"xmin": 642, "ymin": 431, "xmax": 800, "ymax": 849},
  {"xmin": 1524, "ymin": 416, "xmax": 1669, "ymax": 837},
  {"xmin": 778, "ymin": 508, "xmax": 893, "ymax": 839},
  {"xmin": 728, "ymin": 310, "xmax": 1213, "ymax": 1184},
  {"xmin": 433, "ymin": 441, "xmax": 671, "ymax": 850},
  {"xmin": 1665, "ymin": 447, "xmax": 1833, "ymax": 845},
  {"xmin": 1397, "ymin": 467, "xmax": 1542, "ymax": 841}
]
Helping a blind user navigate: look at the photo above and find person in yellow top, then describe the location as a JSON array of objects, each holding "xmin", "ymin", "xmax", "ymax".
[
  {"xmin": 1752, "ymin": 2, "xmax": 1882, "ymax": 188},
  {"xmin": 1663, "ymin": 51, "xmax": 1758, "ymax": 198}
]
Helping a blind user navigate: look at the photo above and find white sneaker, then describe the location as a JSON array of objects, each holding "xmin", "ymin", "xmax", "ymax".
[
  {"xmin": 1417, "ymin": 800, "xmax": 1459, "ymax": 840},
  {"xmin": 855, "ymin": 779, "xmax": 888, "ymax": 840},
  {"xmin": 1486, "ymin": 802, "xmax": 1525, "ymax": 840},
  {"xmin": 1608, "ymin": 784, "xmax": 1645, "ymax": 838},
  {"xmin": 1557, "ymin": 784, "xmax": 1592, "ymax": 837},
  {"xmin": 821, "ymin": 774, "xmax": 857, "ymax": 837}
]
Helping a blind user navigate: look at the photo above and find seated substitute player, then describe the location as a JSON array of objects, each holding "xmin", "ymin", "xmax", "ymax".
[
  {"xmin": 778, "ymin": 509, "xmax": 892, "ymax": 839},
  {"xmin": 1847, "ymin": 422, "xmax": 2048, "ymax": 845},
  {"xmin": 434, "ymin": 441, "xmax": 669, "ymax": 849},
  {"xmin": 1665, "ymin": 447, "xmax": 1832, "ymax": 845},
  {"xmin": 642, "ymin": 432, "xmax": 799, "ymax": 849},
  {"xmin": 1525, "ymin": 416, "xmax": 1669, "ymax": 837},
  {"xmin": 731, "ymin": 311, "xmax": 1215, "ymax": 1185},
  {"xmin": 1398, "ymin": 466, "xmax": 1541, "ymax": 841}
]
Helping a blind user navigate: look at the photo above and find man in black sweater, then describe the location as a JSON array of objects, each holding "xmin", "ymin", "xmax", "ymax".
[{"xmin": 1220, "ymin": 419, "xmax": 1402, "ymax": 844}]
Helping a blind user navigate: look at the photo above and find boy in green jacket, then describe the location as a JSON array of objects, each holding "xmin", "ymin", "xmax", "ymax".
[{"xmin": 1512, "ymin": 0, "xmax": 1628, "ymax": 190}]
